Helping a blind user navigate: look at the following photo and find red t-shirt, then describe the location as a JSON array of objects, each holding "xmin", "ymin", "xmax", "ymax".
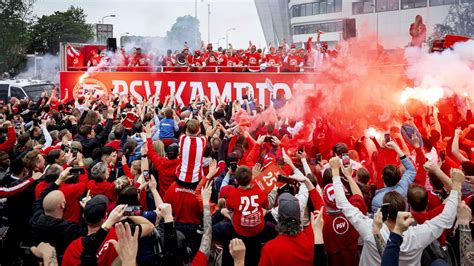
[
  {"xmin": 226, "ymin": 185, "xmax": 268, "ymax": 237},
  {"xmin": 265, "ymin": 54, "xmax": 282, "ymax": 72},
  {"xmin": 286, "ymin": 54, "xmax": 301, "ymax": 72},
  {"xmin": 245, "ymin": 52, "xmax": 261, "ymax": 72},
  {"xmin": 164, "ymin": 182, "xmax": 203, "ymax": 224},
  {"xmin": 219, "ymin": 55, "xmax": 235, "ymax": 72},
  {"xmin": 62, "ymin": 228, "xmax": 119, "ymax": 266},
  {"xmin": 323, "ymin": 195, "xmax": 366, "ymax": 266},
  {"xmin": 259, "ymin": 224, "xmax": 314, "ymax": 266}
]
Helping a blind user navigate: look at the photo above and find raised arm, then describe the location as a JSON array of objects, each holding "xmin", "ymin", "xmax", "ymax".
[
  {"xmin": 386, "ymin": 141, "xmax": 416, "ymax": 193},
  {"xmin": 329, "ymin": 157, "xmax": 374, "ymax": 240},
  {"xmin": 452, "ymin": 128, "xmax": 469, "ymax": 162},
  {"xmin": 423, "ymin": 161, "xmax": 453, "ymax": 192},
  {"xmin": 406, "ymin": 169, "xmax": 463, "ymax": 248}
]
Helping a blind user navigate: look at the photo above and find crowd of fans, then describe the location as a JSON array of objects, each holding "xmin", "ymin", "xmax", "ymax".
[
  {"xmin": 0, "ymin": 84, "xmax": 472, "ymax": 266},
  {"xmin": 81, "ymin": 32, "xmax": 337, "ymax": 73}
]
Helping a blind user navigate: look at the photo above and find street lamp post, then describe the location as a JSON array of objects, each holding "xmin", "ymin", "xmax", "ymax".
[
  {"xmin": 101, "ymin": 14, "xmax": 116, "ymax": 24},
  {"xmin": 226, "ymin": 28, "xmax": 236, "ymax": 48},
  {"xmin": 207, "ymin": 4, "xmax": 211, "ymax": 44},
  {"xmin": 216, "ymin": 37, "xmax": 225, "ymax": 48}
]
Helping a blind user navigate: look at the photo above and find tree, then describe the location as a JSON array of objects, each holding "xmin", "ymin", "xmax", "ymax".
[
  {"xmin": 166, "ymin": 15, "xmax": 201, "ymax": 51},
  {"xmin": 0, "ymin": 0, "xmax": 34, "ymax": 74},
  {"xmin": 27, "ymin": 6, "xmax": 94, "ymax": 55},
  {"xmin": 431, "ymin": 2, "xmax": 474, "ymax": 41}
]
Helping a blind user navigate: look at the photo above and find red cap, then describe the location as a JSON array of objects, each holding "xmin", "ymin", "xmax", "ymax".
[{"xmin": 290, "ymin": 44, "xmax": 296, "ymax": 49}]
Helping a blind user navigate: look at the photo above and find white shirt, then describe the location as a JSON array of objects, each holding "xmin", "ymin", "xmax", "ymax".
[{"xmin": 333, "ymin": 175, "xmax": 458, "ymax": 266}]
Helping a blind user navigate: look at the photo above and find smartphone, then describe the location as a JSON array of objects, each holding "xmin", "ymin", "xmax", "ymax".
[
  {"xmin": 143, "ymin": 170, "xmax": 150, "ymax": 182},
  {"xmin": 70, "ymin": 167, "xmax": 85, "ymax": 175},
  {"xmin": 384, "ymin": 133, "xmax": 391, "ymax": 143},
  {"xmin": 124, "ymin": 205, "xmax": 142, "ymax": 216},
  {"xmin": 264, "ymin": 136, "xmax": 273, "ymax": 143},
  {"xmin": 342, "ymin": 153, "xmax": 350, "ymax": 167},
  {"xmin": 381, "ymin": 203, "xmax": 390, "ymax": 221},
  {"xmin": 315, "ymin": 153, "xmax": 322, "ymax": 163}
]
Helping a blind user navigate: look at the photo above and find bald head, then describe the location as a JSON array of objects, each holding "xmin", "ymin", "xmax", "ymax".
[{"xmin": 43, "ymin": 190, "xmax": 66, "ymax": 216}]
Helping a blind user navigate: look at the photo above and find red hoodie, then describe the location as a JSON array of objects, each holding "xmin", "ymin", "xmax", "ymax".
[{"xmin": 87, "ymin": 180, "xmax": 116, "ymax": 202}]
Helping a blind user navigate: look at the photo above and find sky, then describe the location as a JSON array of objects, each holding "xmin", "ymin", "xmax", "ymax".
[{"xmin": 31, "ymin": 0, "xmax": 266, "ymax": 49}]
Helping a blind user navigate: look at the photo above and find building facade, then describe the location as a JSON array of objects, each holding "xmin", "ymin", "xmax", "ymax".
[
  {"xmin": 255, "ymin": 0, "xmax": 292, "ymax": 46},
  {"xmin": 257, "ymin": 0, "xmax": 470, "ymax": 49}
]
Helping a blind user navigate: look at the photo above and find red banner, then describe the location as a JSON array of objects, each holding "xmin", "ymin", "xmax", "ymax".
[
  {"xmin": 60, "ymin": 71, "xmax": 325, "ymax": 106},
  {"xmin": 252, "ymin": 163, "xmax": 284, "ymax": 195}
]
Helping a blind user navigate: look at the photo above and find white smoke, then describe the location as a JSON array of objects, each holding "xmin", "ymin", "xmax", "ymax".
[
  {"xmin": 404, "ymin": 40, "xmax": 474, "ymax": 97},
  {"xmin": 16, "ymin": 53, "xmax": 60, "ymax": 83}
]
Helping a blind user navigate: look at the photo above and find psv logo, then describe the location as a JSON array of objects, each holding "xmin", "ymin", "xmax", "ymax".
[{"xmin": 332, "ymin": 216, "xmax": 349, "ymax": 235}]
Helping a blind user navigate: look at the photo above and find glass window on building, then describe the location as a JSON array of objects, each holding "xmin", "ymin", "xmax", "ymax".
[
  {"xmin": 376, "ymin": 0, "xmax": 399, "ymax": 11},
  {"xmin": 327, "ymin": 0, "xmax": 335, "ymax": 13},
  {"xmin": 335, "ymin": 0, "xmax": 343, "ymax": 12},
  {"xmin": 429, "ymin": 0, "xmax": 458, "ymax": 6},
  {"xmin": 293, "ymin": 21, "xmax": 343, "ymax": 35},
  {"xmin": 291, "ymin": 0, "xmax": 342, "ymax": 18},
  {"xmin": 353, "ymin": 0, "xmax": 374, "ymax": 15},
  {"xmin": 401, "ymin": 0, "xmax": 428, "ymax": 9},
  {"xmin": 313, "ymin": 2, "xmax": 320, "ymax": 15},
  {"xmin": 461, "ymin": 0, "xmax": 473, "ymax": 3}
]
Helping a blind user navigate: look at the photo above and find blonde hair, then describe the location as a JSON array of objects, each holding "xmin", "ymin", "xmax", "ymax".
[
  {"xmin": 114, "ymin": 176, "xmax": 131, "ymax": 193},
  {"xmin": 131, "ymin": 160, "xmax": 141, "ymax": 175},
  {"xmin": 152, "ymin": 140, "xmax": 166, "ymax": 157}
]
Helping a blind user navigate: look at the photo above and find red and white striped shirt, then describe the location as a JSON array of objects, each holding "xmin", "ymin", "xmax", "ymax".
[{"xmin": 177, "ymin": 135, "xmax": 207, "ymax": 183}]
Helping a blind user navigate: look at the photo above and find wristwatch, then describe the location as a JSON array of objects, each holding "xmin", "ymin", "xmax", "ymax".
[{"xmin": 141, "ymin": 154, "xmax": 148, "ymax": 158}]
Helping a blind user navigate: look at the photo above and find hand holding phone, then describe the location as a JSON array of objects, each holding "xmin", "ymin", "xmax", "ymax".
[
  {"xmin": 381, "ymin": 203, "xmax": 390, "ymax": 221},
  {"xmin": 124, "ymin": 205, "xmax": 142, "ymax": 216},
  {"xmin": 341, "ymin": 153, "xmax": 350, "ymax": 167},
  {"xmin": 143, "ymin": 170, "xmax": 150, "ymax": 182}
]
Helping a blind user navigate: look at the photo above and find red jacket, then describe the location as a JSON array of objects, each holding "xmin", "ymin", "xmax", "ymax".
[
  {"xmin": 147, "ymin": 138, "xmax": 180, "ymax": 197},
  {"xmin": 0, "ymin": 127, "xmax": 16, "ymax": 152},
  {"xmin": 87, "ymin": 180, "xmax": 116, "ymax": 202},
  {"xmin": 0, "ymin": 177, "xmax": 35, "ymax": 197}
]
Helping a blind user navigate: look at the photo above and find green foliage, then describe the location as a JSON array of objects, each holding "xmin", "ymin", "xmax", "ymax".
[
  {"xmin": 28, "ymin": 6, "xmax": 94, "ymax": 55},
  {"xmin": 0, "ymin": 0, "xmax": 34, "ymax": 74},
  {"xmin": 430, "ymin": 2, "xmax": 474, "ymax": 41},
  {"xmin": 166, "ymin": 15, "xmax": 202, "ymax": 50}
]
